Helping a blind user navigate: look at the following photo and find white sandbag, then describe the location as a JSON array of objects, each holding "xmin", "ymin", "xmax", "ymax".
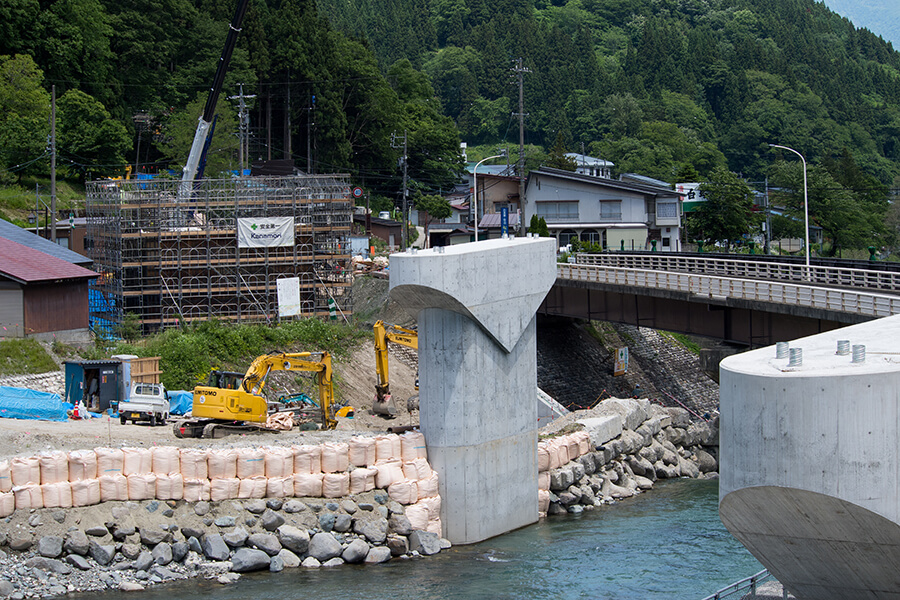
[
  {"xmin": 417, "ymin": 472, "xmax": 439, "ymax": 500},
  {"xmin": 99, "ymin": 474, "xmax": 128, "ymax": 501},
  {"xmin": 292, "ymin": 445, "xmax": 322, "ymax": 474},
  {"xmin": 156, "ymin": 473, "xmax": 184, "ymax": 500},
  {"xmin": 13, "ymin": 484, "xmax": 43, "ymax": 510},
  {"xmin": 538, "ymin": 470, "xmax": 550, "ymax": 491},
  {"xmin": 348, "ymin": 437, "xmax": 376, "ymax": 467},
  {"xmin": 41, "ymin": 482, "xmax": 73, "ymax": 508},
  {"xmin": 420, "ymin": 495, "xmax": 441, "ymax": 521},
  {"xmin": 426, "ymin": 518, "xmax": 442, "ymax": 536},
  {"xmin": 11, "ymin": 456, "xmax": 41, "ymax": 486},
  {"xmin": 179, "ymin": 449, "xmax": 209, "ymax": 480},
  {"xmin": 292, "ymin": 473, "xmax": 324, "ymax": 497},
  {"xmin": 405, "ymin": 502, "xmax": 428, "ymax": 531},
  {"xmin": 71, "ymin": 479, "xmax": 101, "ymax": 507},
  {"xmin": 374, "ymin": 434, "xmax": 401, "ymax": 463},
  {"xmin": 0, "ymin": 491, "xmax": 14, "ymax": 517},
  {"xmin": 127, "ymin": 472, "xmax": 157, "ymax": 500},
  {"xmin": 402, "ymin": 457, "xmax": 432, "ymax": 481},
  {"xmin": 538, "ymin": 488, "xmax": 550, "ymax": 513},
  {"xmin": 183, "ymin": 478, "xmax": 211, "ymax": 502},
  {"xmin": 207, "ymin": 449, "xmax": 237, "ymax": 480},
  {"xmin": 95, "ymin": 448, "xmax": 124, "ymax": 477},
  {"xmin": 374, "ymin": 460, "xmax": 404, "ymax": 489},
  {"xmin": 39, "ymin": 451, "xmax": 68, "ymax": 485},
  {"xmin": 576, "ymin": 430, "xmax": 591, "ymax": 456},
  {"xmin": 151, "ymin": 446, "xmax": 180, "ymax": 475},
  {"xmin": 321, "ymin": 442, "xmax": 349, "ymax": 474},
  {"xmin": 122, "ymin": 447, "xmax": 152, "ymax": 475},
  {"xmin": 546, "ymin": 438, "xmax": 561, "ymax": 471},
  {"xmin": 388, "ymin": 479, "xmax": 418, "ymax": 505},
  {"xmin": 238, "ymin": 476, "xmax": 267, "ymax": 499},
  {"xmin": 400, "ymin": 431, "xmax": 427, "ymax": 461},
  {"xmin": 537, "ymin": 442, "xmax": 551, "ymax": 472},
  {"xmin": 565, "ymin": 435, "xmax": 580, "ymax": 461},
  {"xmin": 322, "ymin": 472, "xmax": 350, "ymax": 498},
  {"xmin": 264, "ymin": 446, "xmax": 294, "ymax": 479},
  {"xmin": 0, "ymin": 460, "xmax": 10, "ymax": 492},
  {"xmin": 236, "ymin": 448, "xmax": 266, "ymax": 480},
  {"xmin": 349, "ymin": 468, "xmax": 376, "ymax": 494},
  {"xmin": 68, "ymin": 450, "xmax": 98, "ymax": 481},
  {"xmin": 266, "ymin": 476, "xmax": 293, "ymax": 498},
  {"xmin": 209, "ymin": 478, "xmax": 240, "ymax": 502}
]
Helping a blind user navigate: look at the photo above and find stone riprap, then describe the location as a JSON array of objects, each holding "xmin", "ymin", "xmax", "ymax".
[
  {"xmin": 538, "ymin": 398, "xmax": 718, "ymax": 515},
  {"xmin": 0, "ymin": 433, "xmax": 448, "ymax": 598}
]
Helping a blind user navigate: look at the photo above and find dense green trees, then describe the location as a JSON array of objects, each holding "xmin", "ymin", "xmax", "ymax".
[
  {"xmin": 0, "ymin": 55, "xmax": 50, "ymax": 184},
  {"xmin": 686, "ymin": 168, "xmax": 760, "ymax": 247}
]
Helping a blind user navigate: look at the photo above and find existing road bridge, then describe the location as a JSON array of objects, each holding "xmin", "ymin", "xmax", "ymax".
[{"xmin": 541, "ymin": 252, "xmax": 900, "ymax": 348}]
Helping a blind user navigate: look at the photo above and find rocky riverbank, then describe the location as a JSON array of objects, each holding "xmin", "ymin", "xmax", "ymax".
[{"xmin": 539, "ymin": 397, "xmax": 719, "ymax": 515}]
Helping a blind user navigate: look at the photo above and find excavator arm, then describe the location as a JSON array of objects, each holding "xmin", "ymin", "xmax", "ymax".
[{"xmin": 373, "ymin": 321, "xmax": 418, "ymax": 416}]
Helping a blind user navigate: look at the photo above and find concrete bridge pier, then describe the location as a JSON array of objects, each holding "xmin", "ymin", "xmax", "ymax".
[{"xmin": 390, "ymin": 238, "xmax": 557, "ymax": 544}]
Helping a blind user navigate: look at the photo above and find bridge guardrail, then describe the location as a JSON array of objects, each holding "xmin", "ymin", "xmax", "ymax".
[
  {"xmin": 558, "ymin": 263, "xmax": 900, "ymax": 318},
  {"xmin": 574, "ymin": 253, "xmax": 900, "ymax": 295}
]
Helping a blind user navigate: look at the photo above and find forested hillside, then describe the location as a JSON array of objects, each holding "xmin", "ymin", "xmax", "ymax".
[{"xmin": 316, "ymin": 0, "xmax": 900, "ymax": 186}]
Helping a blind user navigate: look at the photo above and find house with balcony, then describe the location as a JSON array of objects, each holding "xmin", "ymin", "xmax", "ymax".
[{"xmin": 523, "ymin": 167, "xmax": 684, "ymax": 251}]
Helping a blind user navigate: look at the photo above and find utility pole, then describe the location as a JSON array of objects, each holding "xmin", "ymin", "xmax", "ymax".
[
  {"xmin": 307, "ymin": 95, "xmax": 316, "ymax": 174},
  {"xmin": 50, "ymin": 85, "xmax": 57, "ymax": 243},
  {"xmin": 512, "ymin": 58, "xmax": 530, "ymax": 235},
  {"xmin": 392, "ymin": 131, "xmax": 409, "ymax": 249},
  {"xmin": 228, "ymin": 84, "xmax": 256, "ymax": 175},
  {"xmin": 284, "ymin": 77, "xmax": 291, "ymax": 159}
]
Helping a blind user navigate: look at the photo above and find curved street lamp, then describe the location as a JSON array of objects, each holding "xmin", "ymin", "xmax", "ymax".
[
  {"xmin": 473, "ymin": 153, "xmax": 505, "ymax": 241},
  {"xmin": 768, "ymin": 144, "xmax": 810, "ymax": 268}
]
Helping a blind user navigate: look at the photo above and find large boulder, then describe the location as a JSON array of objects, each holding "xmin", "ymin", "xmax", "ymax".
[
  {"xmin": 576, "ymin": 415, "xmax": 623, "ymax": 448},
  {"xmin": 63, "ymin": 530, "xmax": 90, "ymax": 556},
  {"xmin": 307, "ymin": 532, "xmax": 342, "ymax": 562},
  {"xmin": 364, "ymin": 546, "xmax": 392, "ymax": 564},
  {"xmin": 353, "ymin": 518, "xmax": 388, "ymax": 544},
  {"xmin": 408, "ymin": 530, "xmax": 441, "ymax": 556},
  {"xmin": 231, "ymin": 548, "xmax": 271, "ymax": 573},
  {"xmin": 276, "ymin": 525, "xmax": 309, "ymax": 555},
  {"xmin": 341, "ymin": 539, "xmax": 370, "ymax": 564},
  {"xmin": 37, "ymin": 536, "xmax": 63, "ymax": 558},
  {"xmin": 201, "ymin": 534, "xmax": 231, "ymax": 561},
  {"xmin": 247, "ymin": 533, "xmax": 282, "ymax": 556}
]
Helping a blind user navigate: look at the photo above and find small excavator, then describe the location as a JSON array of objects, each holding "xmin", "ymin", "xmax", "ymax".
[
  {"xmin": 173, "ymin": 351, "xmax": 351, "ymax": 438},
  {"xmin": 373, "ymin": 320, "xmax": 419, "ymax": 416}
]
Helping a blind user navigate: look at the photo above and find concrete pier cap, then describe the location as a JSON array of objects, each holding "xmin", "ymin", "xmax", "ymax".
[
  {"xmin": 389, "ymin": 237, "xmax": 557, "ymax": 544},
  {"xmin": 719, "ymin": 314, "xmax": 900, "ymax": 600}
]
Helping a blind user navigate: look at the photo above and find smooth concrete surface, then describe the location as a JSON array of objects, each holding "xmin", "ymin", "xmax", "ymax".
[
  {"xmin": 390, "ymin": 237, "xmax": 557, "ymax": 544},
  {"xmin": 719, "ymin": 314, "xmax": 900, "ymax": 599},
  {"xmin": 577, "ymin": 415, "xmax": 624, "ymax": 447}
]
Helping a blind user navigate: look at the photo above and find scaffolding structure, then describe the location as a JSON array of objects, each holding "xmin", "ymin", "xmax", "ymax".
[{"xmin": 86, "ymin": 175, "xmax": 353, "ymax": 334}]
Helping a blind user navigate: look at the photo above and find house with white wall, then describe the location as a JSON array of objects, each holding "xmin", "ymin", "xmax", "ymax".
[
  {"xmin": 523, "ymin": 167, "xmax": 684, "ymax": 251},
  {"xmin": 565, "ymin": 153, "xmax": 614, "ymax": 179}
]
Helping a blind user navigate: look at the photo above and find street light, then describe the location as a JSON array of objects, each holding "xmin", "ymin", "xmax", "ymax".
[
  {"xmin": 768, "ymin": 144, "xmax": 809, "ymax": 268},
  {"xmin": 473, "ymin": 153, "xmax": 505, "ymax": 241}
]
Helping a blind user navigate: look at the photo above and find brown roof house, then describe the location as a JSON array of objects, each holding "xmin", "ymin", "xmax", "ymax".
[{"xmin": 0, "ymin": 238, "xmax": 96, "ymax": 343}]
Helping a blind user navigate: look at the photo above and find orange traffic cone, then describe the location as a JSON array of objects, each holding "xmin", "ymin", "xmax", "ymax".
[{"xmin": 73, "ymin": 402, "xmax": 80, "ymax": 420}]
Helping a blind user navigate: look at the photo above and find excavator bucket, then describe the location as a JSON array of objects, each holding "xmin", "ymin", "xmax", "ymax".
[{"xmin": 372, "ymin": 393, "xmax": 398, "ymax": 417}]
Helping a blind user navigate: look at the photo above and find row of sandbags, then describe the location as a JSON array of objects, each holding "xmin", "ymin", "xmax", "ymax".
[
  {"xmin": 536, "ymin": 431, "xmax": 592, "ymax": 514},
  {"xmin": 0, "ymin": 432, "xmax": 435, "ymax": 517}
]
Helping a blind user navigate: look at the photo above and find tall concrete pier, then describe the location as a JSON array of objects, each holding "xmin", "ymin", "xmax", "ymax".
[
  {"xmin": 390, "ymin": 237, "xmax": 557, "ymax": 544},
  {"xmin": 719, "ymin": 314, "xmax": 900, "ymax": 600}
]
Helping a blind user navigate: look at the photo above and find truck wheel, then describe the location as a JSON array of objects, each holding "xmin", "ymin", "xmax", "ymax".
[
  {"xmin": 120, "ymin": 415, "xmax": 126, "ymax": 425},
  {"xmin": 150, "ymin": 414, "xmax": 158, "ymax": 427}
]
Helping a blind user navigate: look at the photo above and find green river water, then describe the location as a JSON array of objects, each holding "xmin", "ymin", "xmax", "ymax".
[{"xmin": 70, "ymin": 478, "xmax": 761, "ymax": 600}]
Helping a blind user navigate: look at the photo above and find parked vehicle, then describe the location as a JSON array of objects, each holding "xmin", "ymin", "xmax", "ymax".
[{"xmin": 118, "ymin": 382, "xmax": 169, "ymax": 426}]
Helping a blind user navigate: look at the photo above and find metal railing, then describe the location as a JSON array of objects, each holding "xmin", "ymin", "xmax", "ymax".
[
  {"xmin": 700, "ymin": 569, "xmax": 787, "ymax": 600},
  {"xmin": 574, "ymin": 253, "xmax": 900, "ymax": 295},
  {"xmin": 557, "ymin": 263, "xmax": 900, "ymax": 319}
]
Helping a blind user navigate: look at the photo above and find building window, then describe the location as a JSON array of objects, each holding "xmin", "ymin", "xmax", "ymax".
[
  {"xmin": 536, "ymin": 201, "xmax": 579, "ymax": 222},
  {"xmin": 581, "ymin": 229, "xmax": 601, "ymax": 244},
  {"xmin": 662, "ymin": 237, "xmax": 670, "ymax": 247},
  {"xmin": 599, "ymin": 201, "xmax": 621, "ymax": 221},
  {"xmin": 657, "ymin": 201, "xmax": 678, "ymax": 219},
  {"xmin": 558, "ymin": 229, "xmax": 578, "ymax": 247}
]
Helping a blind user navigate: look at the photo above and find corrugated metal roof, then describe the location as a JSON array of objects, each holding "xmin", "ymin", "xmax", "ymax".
[
  {"xmin": 0, "ymin": 237, "xmax": 96, "ymax": 284},
  {"xmin": 0, "ymin": 219, "xmax": 92, "ymax": 266},
  {"xmin": 478, "ymin": 213, "xmax": 521, "ymax": 228}
]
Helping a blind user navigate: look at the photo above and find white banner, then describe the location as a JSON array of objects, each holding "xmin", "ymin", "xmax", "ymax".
[
  {"xmin": 237, "ymin": 217, "xmax": 295, "ymax": 248},
  {"xmin": 276, "ymin": 277, "xmax": 301, "ymax": 317}
]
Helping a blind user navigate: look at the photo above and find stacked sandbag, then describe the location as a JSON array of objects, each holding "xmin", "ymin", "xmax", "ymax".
[
  {"xmin": 39, "ymin": 451, "xmax": 71, "ymax": 508},
  {"xmin": 236, "ymin": 448, "xmax": 266, "ymax": 499},
  {"xmin": 181, "ymin": 449, "xmax": 211, "ymax": 502},
  {"xmin": 400, "ymin": 431, "xmax": 427, "ymax": 461},
  {"xmin": 0, "ymin": 460, "xmax": 12, "ymax": 517},
  {"xmin": 322, "ymin": 472, "xmax": 350, "ymax": 498},
  {"xmin": 0, "ymin": 459, "xmax": 11, "ymax": 492},
  {"xmin": 152, "ymin": 446, "xmax": 183, "ymax": 500},
  {"xmin": 11, "ymin": 456, "xmax": 42, "ymax": 510},
  {"xmin": 349, "ymin": 467, "xmax": 377, "ymax": 494},
  {"xmin": 321, "ymin": 442, "xmax": 349, "ymax": 473},
  {"xmin": 374, "ymin": 434, "xmax": 401, "ymax": 463},
  {"xmin": 68, "ymin": 450, "xmax": 97, "ymax": 482},
  {"xmin": 208, "ymin": 448, "xmax": 239, "ymax": 502},
  {"xmin": 292, "ymin": 445, "xmax": 322, "ymax": 474},
  {"xmin": 348, "ymin": 437, "xmax": 376, "ymax": 467},
  {"xmin": 96, "ymin": 448, "xmax": 127, "ymax": 502}
]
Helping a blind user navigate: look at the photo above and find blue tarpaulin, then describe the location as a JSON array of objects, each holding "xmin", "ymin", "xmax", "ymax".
[
  {"xmin": 0, "ymin": 386, "xmax": 69, "ymax": 422},
  {"xmin": 168, "ymin": 391, "xmax": 193, "ymax": 416}
]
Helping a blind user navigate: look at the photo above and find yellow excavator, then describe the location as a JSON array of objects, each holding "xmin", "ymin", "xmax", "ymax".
[
  {"xmin": 173, "ymin": 351, "xmax": 350, "ymax": 438},
  {"xmin": 373, "ymin": 320, "xmax": 418, "ymax": 416}
]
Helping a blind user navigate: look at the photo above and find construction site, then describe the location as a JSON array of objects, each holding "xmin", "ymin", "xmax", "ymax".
[{"xmin": 85, "ymin": 175, "xmax": 353, "ymax": 334}]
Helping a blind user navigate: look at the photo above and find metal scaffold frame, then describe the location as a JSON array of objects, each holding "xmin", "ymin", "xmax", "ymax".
[{"xmin": 86, "ymin": 175, "xmax": 353, "ymax": 334}]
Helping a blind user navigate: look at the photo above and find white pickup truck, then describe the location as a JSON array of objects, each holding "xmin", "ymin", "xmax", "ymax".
[{"xmin": 118, "ymin": 382, "xmax": 170, "ymax": 426}]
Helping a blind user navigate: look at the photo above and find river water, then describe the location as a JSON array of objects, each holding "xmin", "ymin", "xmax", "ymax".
[{"xmin": 71, "ymin": 479, "xmax": 761, "ymax": 600}]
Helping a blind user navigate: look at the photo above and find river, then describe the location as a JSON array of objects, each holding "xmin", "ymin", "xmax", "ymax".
[{"xmin": 69, "ymin": 479, "xmax": 761, "ymax": 600}]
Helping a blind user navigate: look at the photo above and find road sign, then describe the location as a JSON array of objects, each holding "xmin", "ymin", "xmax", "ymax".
[{"xmin": 352, "ymin": 187, "xmax": 363, "ymax": 198}]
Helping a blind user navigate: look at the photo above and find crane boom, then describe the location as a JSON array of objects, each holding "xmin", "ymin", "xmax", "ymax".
[
  {"xmin": 181, "ymin": 0, "xmax": 250, "ymax": 187},
  {"xmin": 373, "ymin": 320, "xmax": 418, "ymax": 416}
]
